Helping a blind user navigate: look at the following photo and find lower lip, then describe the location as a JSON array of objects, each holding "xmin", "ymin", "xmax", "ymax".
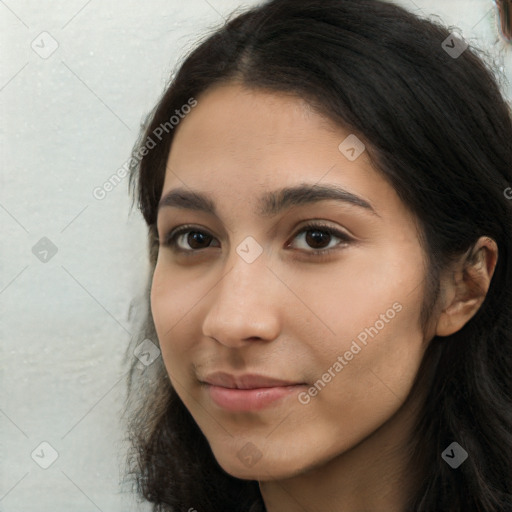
[{"xmin": 205, "ymin": 384, "xmax": 306, "ymax": 411}]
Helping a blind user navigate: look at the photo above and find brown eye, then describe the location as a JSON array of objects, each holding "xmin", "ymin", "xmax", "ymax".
[
  {"xmin": 182, "ymin": 231, "xmax": 213, "ymax": 250},
  {"xmin": 288, "ymin": 222, "xmax": 353, "ymax": 257},
  {"xmin": 304, "ymin": 228, "xmax": 333, "ymax": 249},
  {"xmin": 162, "ymin": 222, "xmax": 352, "ymax": 258},
  {"xmin": 162, "ymin": 225, "xmax": 219, "ymax": 252}
]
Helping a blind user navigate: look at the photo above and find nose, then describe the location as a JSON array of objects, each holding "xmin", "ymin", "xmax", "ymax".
[{"xmin": 201, "ymin": 245, "xmax": 282, "ymax": 348}]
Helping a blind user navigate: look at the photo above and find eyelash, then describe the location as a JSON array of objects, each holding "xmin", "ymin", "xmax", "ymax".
[{"xmin": 160, "ymin": 222, "xmax": 353, "ymax": 259}]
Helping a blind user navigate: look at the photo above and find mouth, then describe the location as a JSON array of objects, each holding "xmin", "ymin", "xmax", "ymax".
[{"xmin": 200, "ymin": 372, "xmax": 307, "ymax": 411}]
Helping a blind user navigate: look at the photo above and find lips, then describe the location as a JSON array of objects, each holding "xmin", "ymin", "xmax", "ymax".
[
  {"xmin": 200, "ymin": 372, "xmax": 307, "ymax": 411},
  {"xmin": 201, "ymin": 371, "xmax": 302, "ymax": 389}
]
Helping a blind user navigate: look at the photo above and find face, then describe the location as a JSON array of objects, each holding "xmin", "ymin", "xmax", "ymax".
[{"xmin": 151, "ymin": 83, "xmax": 430, "ymax": 481}]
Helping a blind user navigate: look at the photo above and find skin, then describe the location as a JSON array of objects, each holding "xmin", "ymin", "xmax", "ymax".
[{"xmin": 150, "ymin": 82, "xmax": 498, "ymax": 512}]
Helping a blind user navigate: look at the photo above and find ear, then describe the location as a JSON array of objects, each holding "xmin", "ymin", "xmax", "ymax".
[{"xmin": 435, "ymin": 236, "xmax": 498, "ymax": 337}]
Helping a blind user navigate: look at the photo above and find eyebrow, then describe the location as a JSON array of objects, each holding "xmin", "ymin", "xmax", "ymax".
[{"xmin": 157, "ymin": 183, "xmax": 379, "ymax": 218}]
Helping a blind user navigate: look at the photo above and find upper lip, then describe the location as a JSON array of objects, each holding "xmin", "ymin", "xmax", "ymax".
[{"xmin": 202, "ymin": 372, "xmax": 302, "ymax": 389}]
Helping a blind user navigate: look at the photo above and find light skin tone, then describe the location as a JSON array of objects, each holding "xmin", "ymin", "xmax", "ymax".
[{"xmin": 150, "ymin": 82, "xmax": 498, "ymax": 512}]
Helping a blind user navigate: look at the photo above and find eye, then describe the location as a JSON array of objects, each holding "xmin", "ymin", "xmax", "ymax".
[
  {"xmin": 161, "ymin": 224, "xmax": 219, "ymax": 252},
  {"xmin": 160, "ymin": 222, "xmax": 353, "ymax": 257},
  {"xmin": 288, "ymin": 222, "xmax": 353, "ymax": 256}
]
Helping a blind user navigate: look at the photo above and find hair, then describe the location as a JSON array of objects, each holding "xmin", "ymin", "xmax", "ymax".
[{"xmin": 122, "ymin": 0, "xmax": 512, "ymax": 510}]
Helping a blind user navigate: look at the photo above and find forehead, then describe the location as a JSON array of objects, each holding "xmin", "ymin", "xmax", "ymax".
[
  {"xmin": 161, "ymin": 83, "xmax": 403, "ymax": 220},
  {"xmin": 169, "ymin": 83, "xmax": 344, "ymax": 154}
]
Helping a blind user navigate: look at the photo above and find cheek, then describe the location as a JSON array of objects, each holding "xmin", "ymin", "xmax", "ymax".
[
  {"xmin": 290, "ymin": 305, "xmax": 426, "ymax": 464},
  {"xmin": 294, "ymin": 247, "xmax": 424, "ymax": 356},
  {"xmin": 296, "ymin": 243, "xmax": 427, "ymax": 400},
  {"xmin": 349, "ymin": 308, "xmax": 424, "ymax": 394},
  {"xmin": 150, "ymin": 268, "xmax": 169, "ymax": 339},
  {"xmin": 150, "ymin": 265, "xmax": 192, "ymax": 362},
  {"xmin": 311, "ymin": 287, "xmax": 426, "ymax": 420}
]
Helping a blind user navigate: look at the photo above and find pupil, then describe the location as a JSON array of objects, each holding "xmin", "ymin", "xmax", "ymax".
[
  {"xmin": 189, "ymin": 232, "xmax": 210, "ymax": 249},
  {"xmin": 306, "ymin": 229, "xmax": 330, "ymax": 248}
]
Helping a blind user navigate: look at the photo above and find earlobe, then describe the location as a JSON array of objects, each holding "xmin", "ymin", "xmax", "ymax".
[
  {"xmin": 435, "ymin": 237, "xmax": 498, "ymax": 338},
  {"xmin": 436, "ymin": 293, "xmax": 483, "ymax": 337}
]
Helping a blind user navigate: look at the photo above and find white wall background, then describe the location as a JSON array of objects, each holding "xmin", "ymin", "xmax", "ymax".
[{"xmin": 0, "ymin": 1, "xmax": 510, "ymax": 511}]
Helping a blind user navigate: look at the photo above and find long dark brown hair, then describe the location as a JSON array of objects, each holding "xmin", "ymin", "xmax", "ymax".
[{"xmin": 122, "ymin": 1, "xmax": 512, "ymax": 510}]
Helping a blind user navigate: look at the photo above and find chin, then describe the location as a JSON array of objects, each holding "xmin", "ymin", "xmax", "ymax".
[{"xmin": 212, "ymin": 446, "xmax": 320, "ymax": 482}]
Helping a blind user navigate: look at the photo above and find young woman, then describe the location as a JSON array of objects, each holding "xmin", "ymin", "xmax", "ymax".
[{"xmin": 123, "ymin": 0, "xmax": 512, "ymax": 510}]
